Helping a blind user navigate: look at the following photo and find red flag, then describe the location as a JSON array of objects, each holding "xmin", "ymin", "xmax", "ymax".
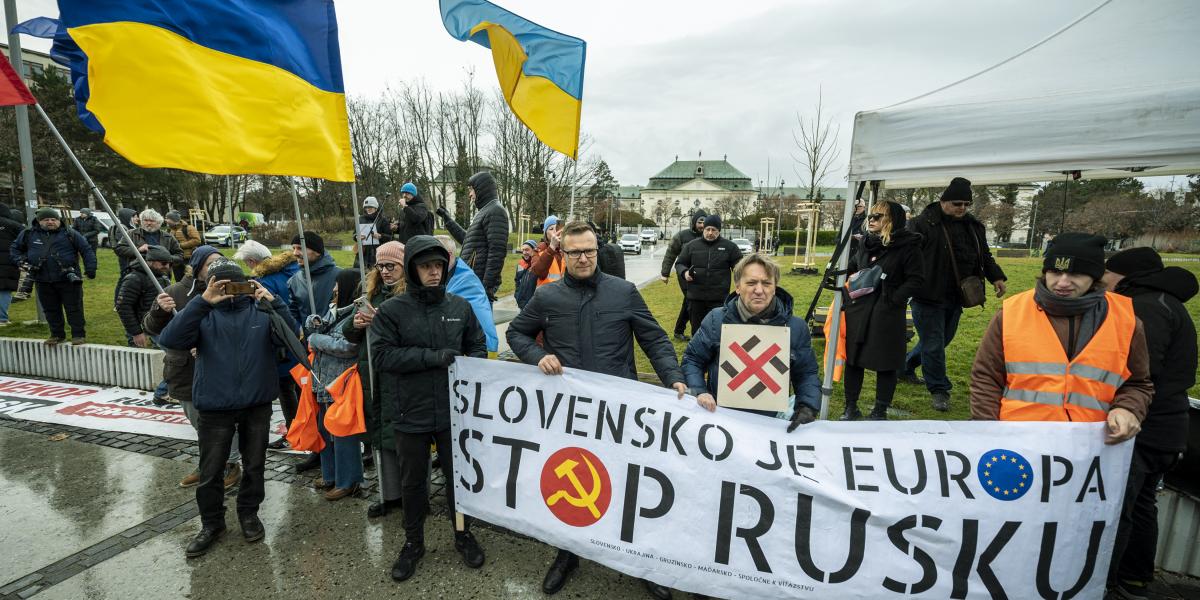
[{"xmin": 0, "ymin": 56, "xmax": 36, "ymax": 106}]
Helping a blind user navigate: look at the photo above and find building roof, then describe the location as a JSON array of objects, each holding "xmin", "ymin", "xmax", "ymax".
[
  {"xmin": 615, "ymin": 185, "xmax": 643, "ymax": 199},
  {"xmin": 646, "ymin": 159, "xmax": 755, "ymax": 192}
]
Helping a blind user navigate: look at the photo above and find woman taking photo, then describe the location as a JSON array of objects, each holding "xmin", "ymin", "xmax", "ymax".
[{"xmin": 841, "ymin": 201, "xmax": 925, "ymax": 420}]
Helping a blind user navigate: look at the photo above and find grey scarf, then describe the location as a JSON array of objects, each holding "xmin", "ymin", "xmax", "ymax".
[
  {"xmin": 1033, "ymin": 279, "xmax": 1108, "ymax": 358},
  {"xmin": 736, "ymin": 296, "xmax": 777, "ymax": 324}
]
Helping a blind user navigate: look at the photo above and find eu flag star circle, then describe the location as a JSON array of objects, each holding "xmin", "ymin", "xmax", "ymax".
[{"xmin": 976, "ymin": 449, "xmax": 1034, "ymax": 501}]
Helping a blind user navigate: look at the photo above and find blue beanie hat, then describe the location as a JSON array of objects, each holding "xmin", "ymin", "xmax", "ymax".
[
  {"xmin": 189, "ymin": 245, "xmax": 223, "ymax": 274},
  {"xmin": 522, "ymin": 239, "xmax": 538, "ymax": 250},
  {"xmin": 400, "ymin": 182, "xmax": 418, "ymax": 197},
  {"xmin": 543, "ymin": 215, "xmax": 560, "ymax": 232}
]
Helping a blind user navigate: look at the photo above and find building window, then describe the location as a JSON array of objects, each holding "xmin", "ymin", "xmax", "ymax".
[{"xmin": 23, "ymin": 61, "xmax": 44, "ymax": 77}]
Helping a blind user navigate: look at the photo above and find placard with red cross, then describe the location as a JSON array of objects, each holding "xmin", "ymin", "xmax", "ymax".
[{"xmin": 716, "ymin": 324, "xmax": 790, "ymax": 412}]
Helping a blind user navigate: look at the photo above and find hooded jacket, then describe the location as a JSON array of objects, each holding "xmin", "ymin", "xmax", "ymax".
[
  {"xmin": 116, "ymin": 267, "xmax": 171, "ymax": 336},
  {"xmin": 907, "ymin": 202, "xmax": 1005, "ymax": 305},
  {"xmin": 369, "ymin": 235, "xmax": 487, "ymax": 434},
  {"xmin": 287, "ymin": 252, "xmax": 342, "ymax": 326},
  {"xmin": 443, "ymin": 172, "xmax": 510, "ymax": 294},
  {"xmin": 1112, "ymin": 267, "xmax": 1198, "ymax": 453},
  {"xmin": 660, "ymin": 209, "xmax": 708, "ymax": 284},
  {"xmin": 507, "ymin": 266, "xmax": 685, "ymax": 387},
  {"xmin": 114, "ymin": 227, "xmax": 183, "ymax": 269},
  {"xmin": 253, "ymin": 252, "xmax": 300, "ymax": 309},
  {"xmin": 675, "ymin": 232, "xmax": 743, "ymax": 302},
  {"xmin": 394, "ymin": 195, "xmax": 433, "ymax": 243},
  {"xmin": 157, "ymin": 292, "xmax": 296, "ymax": 411},
  {"xmin": 0, "ymin": 205, "xmax": 22, "ymax": 291},
  {"xmin": 843, "ymin": 202, "xmax": 926, "ymax": 371},
  {"xmin": 682, "ymin": 288, "xmax": 821, "ymax": 416},
  {"xmin": 10, "ymin": 222, "xmax": 96, "ymax": 283},
  {"xmin": 447, "ymin": 257, "xmax": 499, "ymax": 353}
]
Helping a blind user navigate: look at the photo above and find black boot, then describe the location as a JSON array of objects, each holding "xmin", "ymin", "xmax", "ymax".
[
  {"xmin": 455, "ymin": 531, "xmax": 485, "ymax": 568},
  {"xmin": 390, "ymin": 541, "xmax": 425, "ymax": 582},
  {"xmin": 294, "ymin": 453, "xmax": 320, "ymax": 473},
  {"xmin": 866, "ymin": 404, "xmax": 889, "ymax": 420},
  {"xmin": 239, "ymin": 515, "xmax": 265, "ymax": 542},
  {"xmin": 367, "ymin": 498, "xmax": 403, "ymax": 519},
  {"xmin": 542, "ymin": 549, "xmax": 579, "ymax": 595},
  {"xmin": 840, "ymin": 404, "xmax": 862, "ymax": 421},
  {"xmin": 185, "ymin": 526, "xmax": 225, "ymax": 558}
]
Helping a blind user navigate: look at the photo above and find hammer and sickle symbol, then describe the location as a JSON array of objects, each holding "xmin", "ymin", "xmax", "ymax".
[{"xmin": 546, "ymin": 456, "xmax": 603, "ymax": 519}]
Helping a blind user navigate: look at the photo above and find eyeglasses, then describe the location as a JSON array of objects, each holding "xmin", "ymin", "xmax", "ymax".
[
  {"xmin": 868, "ymin": 213, "xmax": 884, "ymax": 221},
  {"xmin": 377, "ymin": 262, "xmax": 399, "ymax": 272},
  {"xmin": 949, "ymin": 201, "xmax": 972, "ymax": 208},
  {"xmin": 564, "ymin": 249, "xmax": 598, "ymax": 259}
]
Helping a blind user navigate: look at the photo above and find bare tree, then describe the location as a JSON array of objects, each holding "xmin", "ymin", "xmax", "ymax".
[{"xmin": 791, "ymin": 90, "xmax": 841, "ymax": 201}]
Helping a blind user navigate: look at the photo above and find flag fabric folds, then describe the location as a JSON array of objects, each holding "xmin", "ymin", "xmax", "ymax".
[
  {"xmin": 45, "ymin": 1, "xmax": 354, "ymax": 181},
  {"xmin": 440, "ymin": 0, "xmax": 585, "ymax": 158},
  {"xmin": 0, "ymin": 56, "xmax": 37, "ymax": 106}
]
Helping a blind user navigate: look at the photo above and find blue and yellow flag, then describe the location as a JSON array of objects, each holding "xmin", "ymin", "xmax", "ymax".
[
  {"xmin": 52, "ymin": 0, "xmax": 354, "ymax": 181},
  {"xmin": 441, "ymin": 0, "xmax": 585, "ymax": 159}
]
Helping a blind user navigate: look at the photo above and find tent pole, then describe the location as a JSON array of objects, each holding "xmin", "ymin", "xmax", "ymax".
[
  {"xmin": 818, "ymin": 180, "xmax": 861, "ymax": 420},
  {"xmin": 33, "ymin": 103, "xmax": 166, "ymax": 298},
  {"xmin": 347, "ymin": 183, "xmax": 387, "ymax": 508},
  {"xmin": 289, "ymin": 178, "xmax": 318, "ymax": 318}
]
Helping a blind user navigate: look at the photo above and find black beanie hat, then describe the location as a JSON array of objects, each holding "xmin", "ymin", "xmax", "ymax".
[
  {"xmin": 291, "ymin": 231, "xmax": 325, "ymax": 256},
  {"xmin": 1043, "ymin": 232, "xmax": 1106, "ymax": 280},
  {"xmin": 1105, "ymin": 247, "xmax": 1163, "ymax": 276},
  {"xmin": 703, "ymin": 214, "xmax": 722, "ymax": 230},
  {"xmin": 207, "ymin": 257, "xmax": 247, "ymax": 282},
  {"xmin": 940, "ymin": 177, "xmax": 973, "ymax": 202}
]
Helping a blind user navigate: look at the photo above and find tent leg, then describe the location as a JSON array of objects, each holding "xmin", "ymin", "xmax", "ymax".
[
  {"xmin": 289, "ymin": 178, "xmax": 318, "ymax": 319},
  {"xmin": 818, "ymin": 180, "xmax": 863, "ymax": 420}
]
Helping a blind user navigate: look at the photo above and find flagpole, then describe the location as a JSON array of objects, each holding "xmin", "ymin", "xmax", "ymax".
[
  {"xmin": 288, "ymin": 178, "xmax": 318, "ymax": 319},
  {"xmin": 33, "ymin": 103, "xmax": 167, "ymax": 298}
]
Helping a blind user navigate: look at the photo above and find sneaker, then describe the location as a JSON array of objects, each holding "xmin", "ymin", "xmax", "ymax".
[
  {"xmin": 899, "ymin": 372, "xmax": 924, "ymax": 385},
  {"xmin": 455, "ymin": 531, "xmax": 485, "ymax": 568},
  {"xmin": 179, "ymin": 471, "xmax": 201, "ymax": 488},
  {"xmin": 390, "ymin": 541, "xmax": 425, "ymax": 582},
  {"xmin": 294, "ymin": 453, "xmax": 320, "ymax": 473},
  {"xmin": 70, "ymin": 337, "xmax": 86, "ymax": 346},
  {"xmin": 931, "ymin": 392, "xmax": 950, "ymax": 412},
  {"xmin": 44, "ymin": 337, "xmax": 64, "ymax": 346},
  {"xmin": 267, "ymin": 437, "xmax": 290, "ymax": 450},
  {"xmin": 324, "ymin": 484, "xmax": 360, "ymax": 501},
  {"xmin": 223, "ymin": 463, "xmax": 242, "ymax": 489},
  {"xmin": 151, "ymin": 395, "xmax": 169, "ymax": 407}
]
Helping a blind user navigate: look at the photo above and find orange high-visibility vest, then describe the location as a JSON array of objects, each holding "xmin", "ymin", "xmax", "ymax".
[
  {"xmin": 822, "ymin": 302, "xmax": 846, "ymax": 382},
  {"xmin": 324, "ymin": 365, "xmax": 366, "ymax": 437},
  {"xmin": 999, "ymin": 290, "xmax": 1135, "ymax": 422},
  {"xmin": 286, "ymin": 356, "xmax": 326, "ymax": 452},
  {"xmin": 537, "ymin": 250, "xmax": 564, "ymax": 287}
]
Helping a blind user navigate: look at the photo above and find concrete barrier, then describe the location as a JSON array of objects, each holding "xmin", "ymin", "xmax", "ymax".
[{"xmin": 0, "ymin": 337, "xmax": 163, "ymax": 391}]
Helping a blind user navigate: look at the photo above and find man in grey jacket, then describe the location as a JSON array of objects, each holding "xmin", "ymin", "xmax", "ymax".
[
  {"xmin": 437, "ymin": 171, "xmax": 509, "ymax": 302},
  {"xmin": 506, "ymin": 221, "xmax": 688, "ymax": 600}
]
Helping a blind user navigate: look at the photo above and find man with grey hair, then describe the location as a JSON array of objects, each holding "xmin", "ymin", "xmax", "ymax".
[
  {"xmin": 435, "ymin": 234, "xmax": 499, "ymax": 355},
  {"xmin": 115, "ymin": 208, "xmax": 184, "ymax": 277}
]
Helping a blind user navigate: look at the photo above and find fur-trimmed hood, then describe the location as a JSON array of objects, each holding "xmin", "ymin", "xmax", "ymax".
[{"xmin": 253, "ymin": 251, "xmax": 297, "ymax": 278}]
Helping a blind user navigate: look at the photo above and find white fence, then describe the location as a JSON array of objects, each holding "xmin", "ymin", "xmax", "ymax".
[{"xmin": 0, "ymin": 337, "xmax": 163, "ymax": 391}]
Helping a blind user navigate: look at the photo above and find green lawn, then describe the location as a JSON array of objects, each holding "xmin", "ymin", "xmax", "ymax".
[{"xmin": 633, "ymin": 256, "xmax": 1200, "ymax": 419}]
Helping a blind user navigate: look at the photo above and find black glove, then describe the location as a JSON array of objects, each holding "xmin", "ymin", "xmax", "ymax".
[
  {"xmin": 86, "ymin": 271, "xmax": 96, "ymax": 280},
  {"xmin": 435, "ymin": 206, "xmax": 450, "ymax": 220},
  {"xmin": 786, "ymin": 405, "xmax": 816, "ymax": 433},
  {"xmin": 436, "ymin": 349, "xmax": 462, "ymax": 367},
  {"xmin": 486, "ymin": 288, "xmax": 498, "ymax": 303}
]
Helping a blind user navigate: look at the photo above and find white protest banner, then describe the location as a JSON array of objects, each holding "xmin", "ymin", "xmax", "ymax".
[
  {"xmin": 448, "ymin": 358, "xmax": 1133, "ymax": 600},
  {"xmin": 716, "ymin": 323, "xmax": 790, "ymax": 411},
  {"xmin": 0, "ymin": 375, "xmax": 291, "ymax": 442}
]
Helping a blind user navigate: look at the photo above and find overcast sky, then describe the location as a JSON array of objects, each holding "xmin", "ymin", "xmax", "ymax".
[{"xmin": 12, "ymin": 0, "xmax": 1131, "ymax": 188}]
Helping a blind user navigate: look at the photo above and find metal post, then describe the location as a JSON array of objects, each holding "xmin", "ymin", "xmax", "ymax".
[
  {"xmin": 545, "ymin": 168, "xmax": 550, "ymax": 218},
  {"xmin": 818, "ymin": 180, "xmax": 862, "ymax": 420},
  {"xmin": 347, "ymin": 183, "xmax": 387, "ymax": 508},
  {"xmin": 1059, "ymin": 172, "xmax": 1070, "ymax": 234},
  {"xmin": 227, "ymin": 176, "xmax": 238, "ymax": 249},
  {"xmin": 568, "ymin": 160, "xmax": 576, "ymax": 221},
  {"xmin": 288, "ymin": 178, "xmax": 318, "ymax": 318},
  {"xmin": 5, "ymin": 0, "xmax": 37, "ymax": 225},
  {"xmin": 1027, "ymin": 194, "xmax": 1040, "ymax": 255},
  {"xmin": 33, "ymin": 103, "xmax": 167, "ymax": 297}
]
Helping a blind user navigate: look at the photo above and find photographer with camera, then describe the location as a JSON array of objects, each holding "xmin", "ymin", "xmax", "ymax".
[
  {"xmin": 157, "ymin": 258, "xmax": 297, "ymax": 558},
  {"xmin": 10, "ymin": 208, "xmax": 96, "ymax": 345}
]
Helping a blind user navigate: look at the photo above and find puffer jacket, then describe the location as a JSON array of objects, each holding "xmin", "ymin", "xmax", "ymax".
[
  {"xmin": 444, "ymin": 172, "xmax": 509, "ymax": 294},
  {"xmin": 287, "ymin": 253, "xmax": 341, "ymax": 327},
  {"xmin": 114, "ymin": 227, "xmax": 183, "ymax": 267},
  {"xmin": 111, "ymin": 208, "xmax": 137, "ymax": 274},
  {"xmin": 507, "ymin": 268, "xmax": 685, "ymax": 386},
  {"xmin": 10, "ymin": 223, "xmax": 96, "ymax": 283},
  {"xmin": 394, "ymin": 195, "xmax": 433, "ymax": 243},
  {"xmin": 675, "ymin": 234, "xmax": 743, "ymax": 302},
  {"xmin": 447, "ymin": 257, "xmax": 499, "ymax": 353},
  {"xmin": 304, "ymin": 304, "xmax": 359, "ymax": 404},
  {"xmin": 681, "ymin": 288, "xmax": 821, "ymax": 416},
  {"xmin": 660, "ymin": 209, "xmax": 708, "ymax": 281},
  {"xmin": 169, "ymin": 222, "xmax": 202, "ymax": 259},
  {"xmin": 0, "ymin": 205, "xmax": 22, "ymax": 291},
  {"xmin": 370, "ymin": 235, "xmax": 488, "ymax": 434},
  {"xmin": 343, "ymin": 276, "xmax": 404, "ymax": 450},
  {"xmin": 143, "ymin": 276, "xmax": 209, "ymax": 403},
  {"xmin": 116, "ymin": 268, "xmax": 171, "ymax": 336},
  {"xmin": 158, "ymin": 294, "xmax": 296, "ymax": 411},
  {"xmin": 72, "ymin": 216, "xmax": 103, "ymax": 246}
]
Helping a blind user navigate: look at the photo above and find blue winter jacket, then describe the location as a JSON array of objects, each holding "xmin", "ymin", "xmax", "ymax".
[
  {"xmin": 287, "ymin": 253, "xmax": 341, "ymax": 327},
  {"xmin": 157, "ymin": 294, "xmax": 297, "ymax": 411},
  {"xmin": 681, "ymin": 288, "xmax": 821, "ymax": 416},
  {"xmin": 10, "ymin": 224, "xmax": 97, "ymax": 283},
  {"xmin": 447, "ymin": 257, "xmax": 499, "ymax": 353},
  {"xmin": 252, "ymin": 253, "xmax": 301, "ymax": 376}
]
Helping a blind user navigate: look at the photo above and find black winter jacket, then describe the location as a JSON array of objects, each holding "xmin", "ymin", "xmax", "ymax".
[
  {"xmin": 143, "ymin": 276, "xmax": 208, "ymax": 403},
  {"xmin": 907, "ymin": 202, "xmax": 1005, "ymax": 305},
  {"xmin": 675, "ymin": 235, "xmax": 743, "ymax": 302},
  {"xmin": 1113, "ymin": 267, "xmax": 1197, "ymax": 453},
  {"xmin": 114, "ymin": 227, "xmax": 184, "ymax": 267},
  {"xmin": 394, "ymin": 195, "xmax": 433, "ymax": 243},
  {"xmin": 0, "ymin": 205, "xmax": 22, "ymax": 291},
  {"xmin": 111, "ymin": 208, "xmax": 137, "ymax": 274},
  {"xmin": 444, "ymin": 172, "xmax": 510, "ymax": 294},
  {"xmin": 116, "ymin": 269, "xmax": 171, "ymax": 336},
  {"xmin": 343, "ymin": 280, "xmax": 403, "ymax": 451},
  {"xmin": 10, "ymin": 224, "xmax": 97, "ymax": 283},
  {"xmin": 844, "ymin": 211, "xmax": 925, "ymax": 371},
  {"xmin": 72, "ymin": 216, "xmax": 103, "ymax": 246},
  {"xmin": 370, "ymin": 236, "xmax": 487, "ymax": 434},
  {"xmin": 660, "ymin": 209, "xmax": 708, "ymax": 283},
  {"xmin": 507, "ymin": 269, "xmax": 685, "ymax": 386},
  {"xmin": 597, "ymin": 238, "xmax": 626, "ymax": 279}
]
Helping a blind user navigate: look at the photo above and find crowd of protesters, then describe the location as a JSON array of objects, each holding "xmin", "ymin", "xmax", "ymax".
[{"xmin": 0, "ymin": 172, "xmax": 1194, "ymax": 600}]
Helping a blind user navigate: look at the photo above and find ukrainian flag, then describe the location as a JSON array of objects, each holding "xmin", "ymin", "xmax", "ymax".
[
  {"xmin": 441, "ymin": 0, "xmax": 585, "ymax": 159},
  {"xmin": 53, "ymin": 0, "xmax": 354, "ymax": 182}
]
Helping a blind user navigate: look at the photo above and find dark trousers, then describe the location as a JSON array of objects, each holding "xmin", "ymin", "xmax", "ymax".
[
  {"xmin": 688, "ymin": 299, "xmax": 723, "ymax": 336},
  {"xmin": 672, "ymin": 281, "xmax": 690, "ymax": 336},
  {"xmin": 904, "ymin": 300, "xmax": 962, "ymax": 394},
  {"xmin": 196, "ymin": 403, "xmax": 271, "ymax": 530},
  {"xmin": 36, "ymin": 281, "xmax": 86, "ymax": 338},
  {"xmin": 843, "ymin": 366, "xmax": 897, "ymax": 412},
  {"xmin": 397, "ymin": 428, "xmax": 466, "ymax": 543},
  {"xmin": 1109, "ymin": 445, "xmax": 1180, "ymax": 586},
  {"xmin": 277, "ymin": 376, "xmax": 299, "ymax": 428},
  {"xmin": 172, "ymin": 263, "xmax": 186, "ymax": 283}
]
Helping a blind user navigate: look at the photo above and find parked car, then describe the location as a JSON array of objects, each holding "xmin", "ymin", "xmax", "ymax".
[
  {"xmin": 619, "ymin": 234, "xmax": 642, "ymax": 255},
  {"xmin": 204, "ymin": 225, "xmax": 248, "ymax": 247},
  {"xmin": 732, "ymin": 238, "xmax": 754, "ymax": 254},
  {"xmin": 639, "ymin": 229, "xmax": 658, "ymax": 243}
]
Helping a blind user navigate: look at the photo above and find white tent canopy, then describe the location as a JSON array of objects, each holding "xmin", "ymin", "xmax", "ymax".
[{"xmin": 848, "ymin": 0, "xmax": 1200, "ymax": 188}]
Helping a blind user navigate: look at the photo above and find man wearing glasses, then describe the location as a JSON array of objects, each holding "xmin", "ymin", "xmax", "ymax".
[
  {"xmin": 506, "ymin": 221, "xmax": 689, "ymax": 600},
  {"xmin": 903, "ymin": 177, "xmax": 1007, "ymax": 412}
]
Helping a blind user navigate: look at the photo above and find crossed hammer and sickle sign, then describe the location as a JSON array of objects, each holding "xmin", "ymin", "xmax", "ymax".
[
  {"xmin": 546, "ymin": 456, "xmax": 604, "ymax": 519},
  {"xmin": 721, "ymin": 335, "xmax": 788, "ymax": 399}
]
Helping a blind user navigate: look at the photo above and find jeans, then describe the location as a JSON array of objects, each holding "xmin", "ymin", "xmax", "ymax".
[
  {"xmin": 180, "ymin": 399, "xmax": 240, "ymax": 464},
  {"xmin": 397, "ymin": 428, "xmax": 466, "ymax": 543},
  {"xmin": 0, "ymin": 290, "xmax": 11, "ymax": 322},
  {"xmin": 36, "ymin": 280, "xmax": 86, "ymax": 338},
  {"xmin": 195, "ymin": 403, "xmax": 270, "ymax": 530},
  {"xmin": 316, "ymin": 403, "xmax": 364, "ymax": 490},
  {"xmin": 1108, "ymin": 445, "xmax": 1180, "ymax": 586},
  {"xmin": 904, "ymin": 300, "xmax": 962, "ymax": 394}
]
